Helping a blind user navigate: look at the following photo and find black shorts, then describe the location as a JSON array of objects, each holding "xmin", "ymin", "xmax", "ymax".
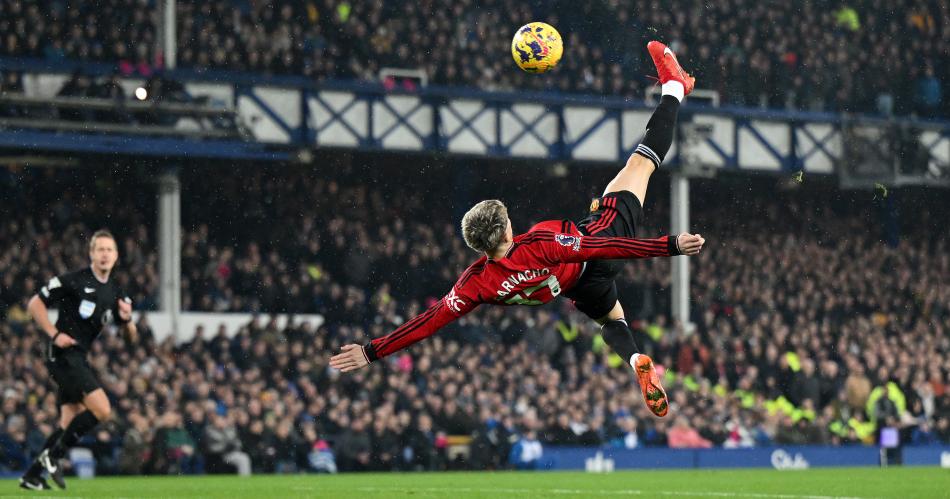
[
  {"xmin": 563, "ymin": 190, "xmax": 643, "ymax": 320},
  {"xmin": 46, "ymin": 348, "xmax": 100, "ymax": 405}
]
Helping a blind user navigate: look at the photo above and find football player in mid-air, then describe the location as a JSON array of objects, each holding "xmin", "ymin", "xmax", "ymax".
[{"xmin": 331, "ymin": 41, "xmax": 699, "ymax": 418}]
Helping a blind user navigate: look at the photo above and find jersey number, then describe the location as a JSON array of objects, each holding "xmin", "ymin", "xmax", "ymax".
[{"xmin": 504, "ymin": 275, "xmax": 561, "ymax": 305}]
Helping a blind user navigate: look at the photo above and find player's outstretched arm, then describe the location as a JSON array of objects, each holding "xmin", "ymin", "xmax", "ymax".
[
  {"xmin": 330, "ymin": 287, "xmax": 478, "ymax": 373},
  {"xmin": 547, "ymin": 231, "xmax": 704, "ymax": 263}
]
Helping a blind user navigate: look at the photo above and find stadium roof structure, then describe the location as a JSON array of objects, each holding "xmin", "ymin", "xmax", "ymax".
[{"xmin": 0, "ymin": 57, "xmax": 947, "ymax": 186}]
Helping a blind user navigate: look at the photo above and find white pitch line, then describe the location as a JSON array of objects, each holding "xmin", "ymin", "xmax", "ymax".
[
  {"xmin": 0, "ymin": 496, "xmax": 86, "ymax": 499},
  {"xmin": 357, "ymin": 486, "xmax": 876, "ymax": 499}
]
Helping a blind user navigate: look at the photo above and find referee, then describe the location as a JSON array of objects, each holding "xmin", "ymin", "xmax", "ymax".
[{"xmin": 19, "ymin": 230, "xmax": 137, "ymax": 491}]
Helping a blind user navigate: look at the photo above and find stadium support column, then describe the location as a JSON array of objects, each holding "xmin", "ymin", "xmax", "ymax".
[
  {"xmin": 158, "ymin": 170, "xmax": 181, "ymax": 338},
  {"xmin": 670, "ymin": 173, "xmax": 690, "ymax": 330},
  {"xmin": 158, "ymin": 0, "xmax": 177, "ymax": 69}
]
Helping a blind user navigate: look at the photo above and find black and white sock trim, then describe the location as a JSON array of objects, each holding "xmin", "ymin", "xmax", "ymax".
[{"xmin": 634, "ymin": 144, "xmax": 661, "ymax": 169}]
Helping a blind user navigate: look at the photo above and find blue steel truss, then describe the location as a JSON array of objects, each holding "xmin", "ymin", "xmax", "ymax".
[{"xmin": 0, "ymin": 56, "xmax": 947, "ymax": 180}]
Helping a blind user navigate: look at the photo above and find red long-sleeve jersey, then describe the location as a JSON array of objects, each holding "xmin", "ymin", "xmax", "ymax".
[{"xmin": 363, "ymin": 219, "xmax": 679, "ymax": 362}]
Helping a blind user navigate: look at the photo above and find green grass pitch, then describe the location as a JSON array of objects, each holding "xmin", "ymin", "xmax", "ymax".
[{"xmin": 3, "ymin": 467, "xmax": 947, "ymax": 498}]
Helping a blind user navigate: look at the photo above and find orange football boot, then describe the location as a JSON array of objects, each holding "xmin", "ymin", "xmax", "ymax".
[{"xmin": 634, "ymin": 353, "xmax": 669, "ymax": 417}]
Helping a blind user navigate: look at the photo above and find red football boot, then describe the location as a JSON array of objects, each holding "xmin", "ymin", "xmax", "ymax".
[
  {"xmin": 634, "ymin": 353, "xmax": 669, "ymax": 417},
  {"xmin": 647, "ymin": 40, "xmax": 695, "ymax": 96}
]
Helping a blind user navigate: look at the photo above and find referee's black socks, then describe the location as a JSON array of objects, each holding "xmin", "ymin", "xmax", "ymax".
[
  {"xmin": 50, "ymin": 411, "xmax": 100, "ymax": 459},
  {"xmin": 634, "ymin": 95, "xmax": 680, "ymax": 169},
  {"xmin": 23, "ymin": 427, "xmax": 64, "ymax": 477},
  {"xmin": 601, "ymin": 318, "xmax": 640, "ymax": 366}
]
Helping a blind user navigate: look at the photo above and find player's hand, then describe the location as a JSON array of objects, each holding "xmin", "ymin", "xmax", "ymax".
[
  {"xmin": 676, "ymin": 233, "xmax": 705, "ymax": 256},
  {"xmin": 117, "ymin": 298, "xmax": 133, "ymax": 322},
  {"xmin": 54, "ymin": 332, "xmax": 77, "ymax": 348},
  {"xmin": 329, "ymin": 344, "xmax": 370, "ymax": 373}
]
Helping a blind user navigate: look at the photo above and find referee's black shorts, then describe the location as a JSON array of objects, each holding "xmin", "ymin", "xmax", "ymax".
[
  {"xmin": 46, "ymin": 348, "xmax": 101, "ymax": 405},
  {"xmin": 563, "ymin": 190, "xmax": 643, "ymax": 320}
]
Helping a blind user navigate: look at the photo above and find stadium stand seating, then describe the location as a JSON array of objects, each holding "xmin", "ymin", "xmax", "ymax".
[
  {"xmin": 1, "ymin": 161, "xmax": 947, "ymax": 473},
  {"xmin": 0, "ymin": 0, "xmax": 946, "ymax": 117}
]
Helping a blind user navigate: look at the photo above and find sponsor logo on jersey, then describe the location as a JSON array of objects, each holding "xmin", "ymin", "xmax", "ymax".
[
  {"xmin": 555, "ymin": 233, "xmax": 581, "ymax": 252},
  {"xmin": 79, "ymin": 299, "xmax": 96, "ymax": 319},
  {"xmin": 444, "ymin": 288, "xmax": 466, "ymax": 313},
  {"xmin": 84, "ymin": 287, "xmax": 95, "ymax": 294}
]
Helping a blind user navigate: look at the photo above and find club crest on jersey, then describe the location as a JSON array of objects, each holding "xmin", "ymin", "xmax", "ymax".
[
  {"xmin": 555, "ymin": 233, "xmax": 581, "ymax": 252},
  {"xmin": 79, "ymin": 299, "xmax": 96, "ymax": 319},
  {"xmin": 444, "ymin": 289, "xmax": 466, "ymax": 313},
  {"xmin": 590, "ymin": 198, "xmax": 600, "ymax": 212}
]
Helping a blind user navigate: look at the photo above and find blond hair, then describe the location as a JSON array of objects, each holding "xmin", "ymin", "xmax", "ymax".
[
  {"xmin": 461, "ymin": 200, "xmax": 508, "ymax": 252},
  {"xmin": 89, "ymin": 229, "xmax": 116, "ymax": 251}
]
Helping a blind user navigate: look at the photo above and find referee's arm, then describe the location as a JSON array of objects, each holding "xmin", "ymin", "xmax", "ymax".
[
  {"xmin": 27, "ymin": 294, "xmax": 76, "ymax": 348},
  {"xmin": 117, "ymin": 297, "xmax": 138, "ymax": 343}
]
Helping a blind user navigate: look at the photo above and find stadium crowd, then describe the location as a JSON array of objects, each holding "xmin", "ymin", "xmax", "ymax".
[
  {"xmin": 0, "ymin": 167, "xmax": 159, "ymax": 321},
  {"xmin": 1, "ymin": 162, "xmax": 948, "ymax": 474},
  {"xmin": 0, "ymin": 0, "xmax": 947, "ymax": 117}
]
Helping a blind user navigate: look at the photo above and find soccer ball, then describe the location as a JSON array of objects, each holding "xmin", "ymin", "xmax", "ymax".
[{"xmin": 511, "ymin": 22, "xmax": 563, "ymax": 73}]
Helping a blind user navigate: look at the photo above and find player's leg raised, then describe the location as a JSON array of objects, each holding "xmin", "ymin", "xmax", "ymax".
[{"xmin": 603, "ymin": 41, "xmax": 695, "ymax": 205}]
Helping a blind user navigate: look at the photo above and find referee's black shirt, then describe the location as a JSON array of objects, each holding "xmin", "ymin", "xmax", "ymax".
[{"xmin": 37, "ymin": 267, "xmax": 131, "ymax": 353}]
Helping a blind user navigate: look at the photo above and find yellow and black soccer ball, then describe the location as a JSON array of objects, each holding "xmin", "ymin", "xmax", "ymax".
[{"xmin": 511, "ymin": 22, "xmax": 563, "ymax": 73}]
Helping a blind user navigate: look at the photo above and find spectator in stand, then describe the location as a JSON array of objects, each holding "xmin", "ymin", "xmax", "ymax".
[
  {"xmin": 118, "ymin": 413, "xmax": 151, "ymax": 475},
  {"xmin": 508, "ymin": 430, "xmax": 543, "ymax": 470},
  {"xmin": 308, "ymin": 440, "xmax": 337, "ymax": 473},
  {"xmin": 150, "ymin": 411, "xmax": 200, "ymax": 475},
  {"xmin": 668, "ymin": 416, "xmax": 713, "ymax": 449},
  {"xmin": 0, "ymin": 415, "xmax": 30, "ymax": 473},
  {"xmin": 336, "ymin": 417, "xmax": 371, "ymax": 472},
  {"xmin": 845, "ymin": 364, "xmax": 873, "ymax": 415},
  {"xmin": 611, "ymin": 416, "xmax": 639, "ymax": 449},
  {"xmin": 369, "ymin": 417, "xmax": 399, "ymax": 472},
  {"xmin": 204, "ymin": 413, "xmax": 251, "ymax": 476},
  {"xmin": 916, "ymin": 65, "xmax": 942, "ymax": 117},
  {"xmin": 272, "ymin": 419, "xmax": 301, "ymax": 474}
]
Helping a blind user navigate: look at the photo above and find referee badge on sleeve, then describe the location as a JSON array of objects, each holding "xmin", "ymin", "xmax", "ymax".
[{"xmin": 79, "ymin": 299, "xmax": 96, "ymax": 319}]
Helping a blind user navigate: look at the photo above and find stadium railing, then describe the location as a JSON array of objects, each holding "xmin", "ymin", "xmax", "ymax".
[{"xmin": 0, "ymin": 93, "xmax": 244, "ymax": 139}]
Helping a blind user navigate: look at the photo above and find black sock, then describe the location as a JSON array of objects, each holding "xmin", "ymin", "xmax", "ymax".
[
  {"xmin": 601, "ymin": 318, "xmax": 639, "ymax": 364},
  {"xmin": 634, "ymin": 95, "xmax": 681, "ymax": 168},
  {"xmin": 50, "ymin": 411, "xmax": 99, "ymax": 459},
  {"xmin": 24, "ymin": 428, "xmax": 64, "ymax": 477}
]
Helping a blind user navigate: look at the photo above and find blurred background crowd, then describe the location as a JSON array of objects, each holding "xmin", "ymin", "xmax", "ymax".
[
  {"xmin": 0, "ymin": 0, "xmax": 947, "ymax": 117},
  {"xmin": 1, "ymin": 159, "xmax": 948, "ymax": 474}
]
